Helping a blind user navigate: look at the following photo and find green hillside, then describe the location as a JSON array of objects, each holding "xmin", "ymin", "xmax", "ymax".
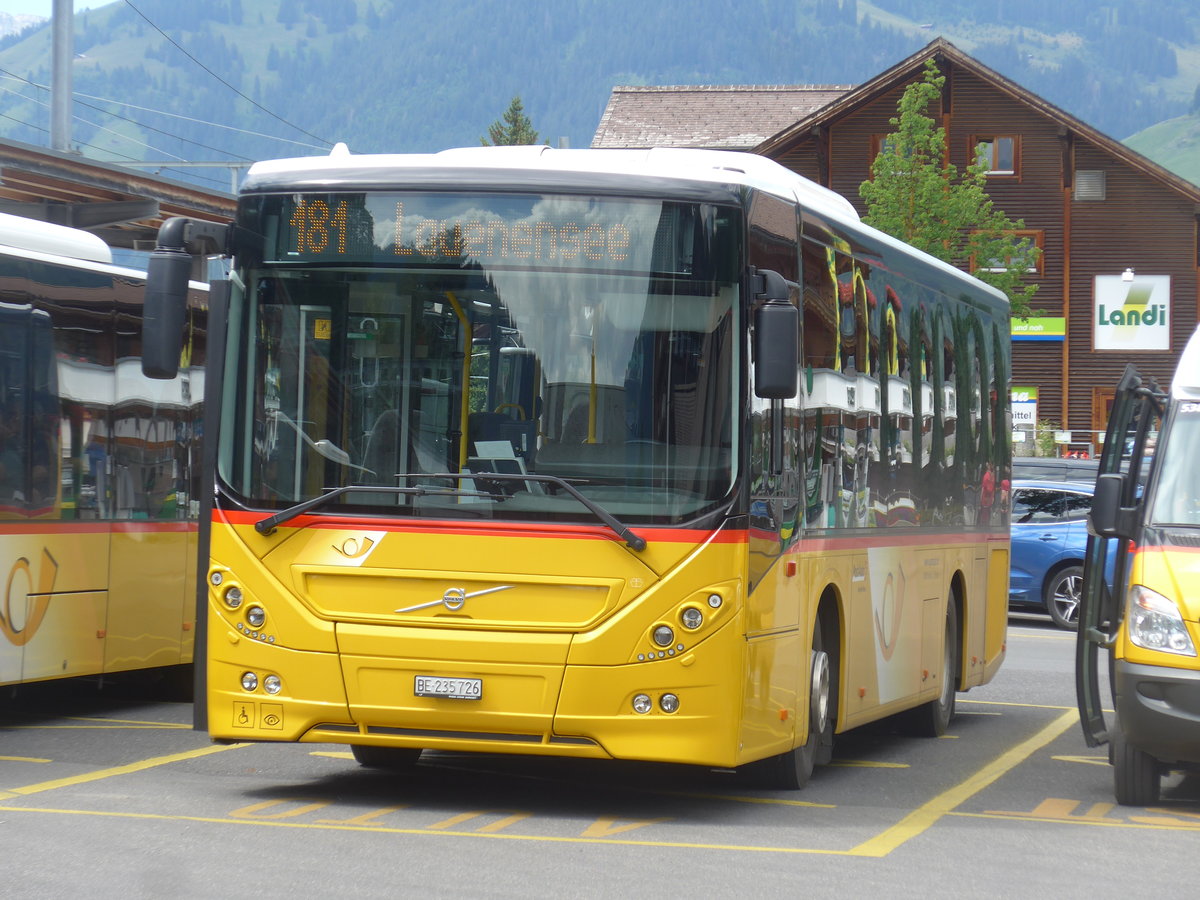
[
  {"xmin": 0, "ymin": 0, "xmax": 1197, "ymax": 192},
  {"xmin": 1125, "ymin": 113, "xmax": 1200, "ymax": 186}
]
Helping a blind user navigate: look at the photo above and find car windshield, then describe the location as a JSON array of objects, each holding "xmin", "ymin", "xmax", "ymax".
[{"xmin": 219, "ymin": 191, "xmax": 741, "ymax": 526}]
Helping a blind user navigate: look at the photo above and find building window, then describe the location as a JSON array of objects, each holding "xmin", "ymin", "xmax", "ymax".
[
  {"xmin": 970, "ymin": 229, "xmax": 1043, "ymax": 275},
  {"xmin": 1074, "ymin": 170, "xmax": 1106, "ymax": 201},
  {"xmin": 973, "ymin": 135, "xmax": 1019, "ymax": 176}
]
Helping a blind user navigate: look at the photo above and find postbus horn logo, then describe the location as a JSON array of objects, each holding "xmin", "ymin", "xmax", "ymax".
[{"xmin": 1, "ymin": 548, "xmax": 58, "ymax": 646}]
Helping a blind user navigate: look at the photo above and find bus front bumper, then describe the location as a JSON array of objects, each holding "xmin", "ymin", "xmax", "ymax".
[{"xmin": 1114, "ymin": 658, "xmax": 1200, "ymax": 767}]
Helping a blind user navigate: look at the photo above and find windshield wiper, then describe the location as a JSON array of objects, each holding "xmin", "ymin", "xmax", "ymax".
[
  {"xmin": 253, "ymin": 472, "xmax": 647, "ymax": 551},
  {"xmin": 444, "ymin": 471, "xmax": 647, "ymax": 551},
  {"xmin": 254, "ymin": 482, "xmax": 498, "ymax": 535}
]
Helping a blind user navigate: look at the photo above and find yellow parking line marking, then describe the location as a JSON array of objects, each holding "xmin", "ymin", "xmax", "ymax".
[
  {"xmin": 62, "ymin": 717, "xmax": 192, "ymax": 727},
  {"xmin": 0, "ymin": 756, "xmax": 50, "ymax": 763},
  {"xmin": 829, "ymin": 760, "xmax": 909, "ymax": 768},
  {"xmin": 1010, "ymin": 631, "xmax": 1075, "ymax": 641},
  {"xmin": 951, "ymin": 810, "xmax": 1200, "ymax": 831},
  {"xmin": 310, "ymin": 751, "xmax": 354, "ymax": 760},
  {"xmin": 662, "ymin": 791, "xmax": 834, "ymax": 808},
  {"xmin": 0, "ymin": 805, "xmax": 855, "ymax": 854},
  {"xmin": 0, "ymin": 743, "xmax": 247, "ymax": 800},
  {"xmin": 847, "ymin": 709, "xmax": 1076, "ymax": 858},
  {"xmin": 1053, "ymin": 755, "xmax": 1110, "ymax": 766}
]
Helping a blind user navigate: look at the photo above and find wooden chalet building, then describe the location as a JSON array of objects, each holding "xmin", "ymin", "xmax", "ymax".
[{"xmin": 594, "ymin": 39, "xmax": 1200, "ymax": 452}]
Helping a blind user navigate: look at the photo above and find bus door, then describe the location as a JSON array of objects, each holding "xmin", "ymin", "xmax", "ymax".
[{"xmin": 1076, "ymin": 364, "xmax": 1161, "ymax": 746}]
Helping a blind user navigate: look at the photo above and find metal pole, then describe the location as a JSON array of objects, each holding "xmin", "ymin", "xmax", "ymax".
[{"xmin": 50, "ymin": 0, "xmax": 73, "ymax": 152}]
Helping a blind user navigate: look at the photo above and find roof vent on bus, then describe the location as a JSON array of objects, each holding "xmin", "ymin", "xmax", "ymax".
[
  {"xmin": 329, "ymin": 142, "xmax": 352, "ymax": 158},
  {"xmin": 1074, "ymin": 170, "xmax": 1106, "ymax": 201}
]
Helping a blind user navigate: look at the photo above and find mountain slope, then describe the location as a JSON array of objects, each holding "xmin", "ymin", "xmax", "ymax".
[
  {"xmin": 0, "ymin": 0, "xmax": 1195, "ymax": 191},
  {"xmin": 1125, "ymin": 112, "xmax": 1200, "ymax": 186}
]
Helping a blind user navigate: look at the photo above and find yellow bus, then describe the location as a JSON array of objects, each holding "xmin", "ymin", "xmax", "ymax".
[
  {"xmin": 0, "ymin": 212, "xmax": 206, "ymax": 691},
  {"xmin": 144, "ymin": 146, "xmax": 1010, "ymax": 787},
  {"xmin": 1079, "ymin": 325, "xmax": 1200, "ymax": 804}
]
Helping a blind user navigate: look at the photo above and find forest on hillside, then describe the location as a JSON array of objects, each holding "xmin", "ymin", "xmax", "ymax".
[{"xmin": 0, "ymin": 0, "xmax": 1195, "ymax": 191}]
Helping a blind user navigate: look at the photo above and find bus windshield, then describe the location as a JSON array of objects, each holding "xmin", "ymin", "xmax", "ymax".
[
  {"xmin": 1147, "ymin": 400, "xmax": 1199, "ymax": 526},
  {"xmin": 221, "ymin": 191, "xmax": 741, "ymax": 526}
]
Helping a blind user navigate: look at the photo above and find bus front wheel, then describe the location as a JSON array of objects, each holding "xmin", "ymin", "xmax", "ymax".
[
  {"xmin": 351, "ymin": 744, "xmax": 423, "ymax": 770},
  {"xmin": 748, "ymin": 620, "xmax": 833, "ymax": 790},
  {"xmin": 1112, "ymin": 718, "xmax": 1161, "ymax": 806}
]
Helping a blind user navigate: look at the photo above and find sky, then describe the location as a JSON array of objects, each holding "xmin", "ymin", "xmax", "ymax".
[{"xmin": 0, "ymin": 1, "xmax": 111, "ymax": 16}]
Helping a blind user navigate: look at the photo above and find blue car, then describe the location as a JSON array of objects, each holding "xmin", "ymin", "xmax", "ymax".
[{"xmin": 1009, "ymin": 479, "xmax": 1095, "ymax": 629}]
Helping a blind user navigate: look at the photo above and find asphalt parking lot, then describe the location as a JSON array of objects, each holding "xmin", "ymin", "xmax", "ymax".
[{"xmin": 2, "ymin": 620, "xmax": 1198, "ymax": 898}]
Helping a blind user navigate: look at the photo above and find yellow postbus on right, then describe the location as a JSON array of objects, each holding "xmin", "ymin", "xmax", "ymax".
[{"xmin": 1079, "ymin": 324, "xmax": 1200, "ymax": 805}]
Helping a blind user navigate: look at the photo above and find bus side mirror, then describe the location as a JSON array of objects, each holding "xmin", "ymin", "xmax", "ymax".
[
  {"xmin": 1089, "ymin": 472, "xmax": 1134, "ymax": 539},
  {"xmin": 753, "ymin": 269, "xmax": 798, "ymax": 400},
  {"xmin": 142, "ymin": 246, "xmax": 191, "ymax": 379}
]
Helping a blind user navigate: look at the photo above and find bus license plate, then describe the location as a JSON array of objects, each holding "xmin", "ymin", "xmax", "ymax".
[{"xmin": 414, "ymin": 676, "xmax": 482, "ymax": 700}]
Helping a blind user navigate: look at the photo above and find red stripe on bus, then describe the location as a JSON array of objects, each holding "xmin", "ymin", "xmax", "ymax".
[
  {"xmin": 212, "ymin": 508, "xmax": 1004, "ymax": 547},
  {"xmin": 213, "ymin": 508, "xmax": 748, "ymax": 543}
]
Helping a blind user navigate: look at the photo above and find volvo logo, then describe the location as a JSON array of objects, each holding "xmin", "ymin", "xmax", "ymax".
[{"xmin": 395, "ymin": 584, "xmax": 514, "ymax": 614}]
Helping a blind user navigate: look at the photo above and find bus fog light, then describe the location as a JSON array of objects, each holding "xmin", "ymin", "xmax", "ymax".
[
  {"xmin": 660, "ymin": 693, "xmax": 680, "ymax": 713},
  {"xmin": 681, "ymin": 607, "xmax": 703, "ymax": 630},
  {"xmin": 241, "ymin": 671, "xmax": 259, "ymax": 692},
  {"xmin": 263, "ymin": 675, "xmax": 282, "ymax": 695},
  {"xmin": 707, "ymin": 593, "xmax": 722, "ymax": 609},
  {"xmin": 246, "ymin": 606, "xmax": 266, "ymax": 628},
  {"xmin": 652, "ymin": 625, "xmax": 674, "ymax": 647},
  {"xmin": 632, "ymin": 693, "xmax": 652, "ymax": 714},
  {"xmin": 224, "ymin": 586, "xmax": 243, "ymax": 609}
]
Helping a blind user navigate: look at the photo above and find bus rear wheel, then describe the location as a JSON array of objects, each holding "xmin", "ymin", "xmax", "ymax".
[
  {"xmin": 905, "ymin": 599, "xmax": 958, "ymax": 737},
  {"xmin": 1112, "ymin": 718, "xmax": 1161, "ymax": 806},
  {"xmin": 351, "ymin": 744, "xmax": 423, "ymax": 770}
]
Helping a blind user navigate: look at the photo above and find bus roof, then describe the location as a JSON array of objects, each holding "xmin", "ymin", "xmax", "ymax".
[
  {"xmin": 244, "ymin": 144, "xmax": 1007, "ymax": 311},
  {"xmin": 245, "ymin": 143, "xmax": 862, "ymax": 222},
  {"xmin": 0, "ymin": 211, "xmax": 112, "ymax": 264}
]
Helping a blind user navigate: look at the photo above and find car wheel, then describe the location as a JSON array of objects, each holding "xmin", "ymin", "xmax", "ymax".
[{"xmin": 1045, "ymin": 565, "xmax": 1083, "ymax": 630}]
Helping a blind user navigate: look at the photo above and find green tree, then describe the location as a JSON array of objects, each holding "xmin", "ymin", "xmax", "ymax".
[
  {"xmin": 481, "ymin": 96, "xmax": 541, "ymax": 146},
  {"xmin": 859, "ymin": 60, "xmax": 1040, "ymax": 319}
]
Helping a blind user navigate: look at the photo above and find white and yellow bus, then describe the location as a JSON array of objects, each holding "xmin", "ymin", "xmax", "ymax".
[
  {"xmin": 1080, "ymin": 325, "xmax": 1200, "ymax": 804},
  {"xmin": 0, "ymin": 212, "xmax": 206, "ymax": 691},
  {"xmin": 144, "ymin": 146, "xmax": 1010, "ymax": 787}
]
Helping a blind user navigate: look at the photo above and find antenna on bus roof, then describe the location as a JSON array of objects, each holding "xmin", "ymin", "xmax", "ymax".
[{"xmin": 330, "ymin": 142, "xmax": 351, "ymax": 158}]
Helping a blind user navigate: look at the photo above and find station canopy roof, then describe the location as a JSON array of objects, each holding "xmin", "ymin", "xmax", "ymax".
[{"xmin": 0, "ymin": 136, "xmax": 235, "ymax": 250}]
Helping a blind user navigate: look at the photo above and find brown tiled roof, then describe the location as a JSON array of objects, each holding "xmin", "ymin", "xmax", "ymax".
[
  {"xmin": 591, "ymin": 84, "xmax": 852, "ymax": 150},
  {"xmin": 754, "ymin": 38, "xmax": 1200, "ymax": 202}
]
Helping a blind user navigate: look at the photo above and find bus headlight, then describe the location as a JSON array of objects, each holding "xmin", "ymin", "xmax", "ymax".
[
  {"xmin": 263, "ymin": 675, "xmax": 282, "ymax": 695},
  {"xmin": 224, "ymin": 586, "xmax": 243, "ymax": 609},
  {"xmin": 652, "ymin": 625, "xmax": 675, "ymax": 647},
  {"xmin": 241, "ymin": 671, "xmax": 259, "ymax": 691},
  {"xmin": 1129, "ymin": 585, "xmax": 1197, "ymax": 656},
  {"xmin": 680, "ymin": 607, "xmax": 703, "ymax": 630},
  {"xmin": 632, "ymin": 694, "xmax": 652, "ymax": 714},
  {"xmin": 246, "ymin": 606, "xmax": 266, "ymax": 628}
]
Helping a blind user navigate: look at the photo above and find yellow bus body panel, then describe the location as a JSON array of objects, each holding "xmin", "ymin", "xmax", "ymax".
[
  {"xmin": 0, "ymin": 524, "xmax": 193, "ymax": 687},
  {"xmin": 205, "ymin": 514, "xmax": 1006, "ymax": 767}
]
